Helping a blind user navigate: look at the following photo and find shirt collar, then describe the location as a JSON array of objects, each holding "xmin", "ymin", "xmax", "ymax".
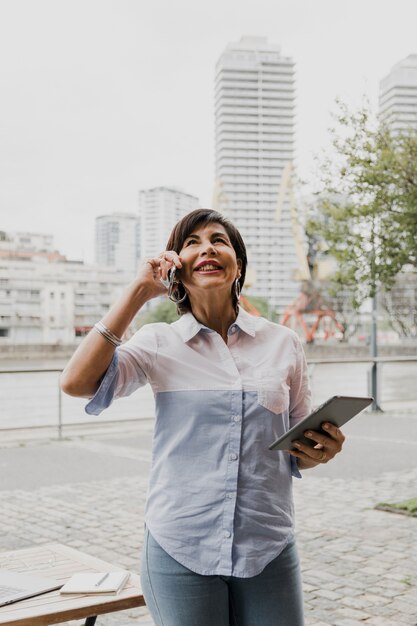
[
  {"xmin": 173, "ymin": 305, "xmax": 256, "ymax": 343},
  {"xmin": 234, "ymin": 305, "xmax": 256, "ymax": 337}
]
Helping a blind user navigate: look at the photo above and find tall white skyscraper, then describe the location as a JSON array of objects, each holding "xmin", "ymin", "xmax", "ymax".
[
  {"xmin": 139, "ymin": 187, "xmax": 199, "ymax": 259},
  {"xmin": 379, "ymin": 54, "xmax": 417, "ymax": 132},
  {"xmin": 214, "ymin": 36, "xmax": 300, "ymax": 314},
  {"xmin": 95, "ymin": 213, "xmax": 141, "ymax": 278}
]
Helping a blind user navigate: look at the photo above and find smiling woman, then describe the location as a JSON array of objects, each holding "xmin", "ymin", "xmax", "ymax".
[
  {"xmin": 60, "ymin": 207, "xmax": 345, "ymax": 626},
  {"xmin": 164, "ymin": 209, "xmax": 247, "ymax": 321}
]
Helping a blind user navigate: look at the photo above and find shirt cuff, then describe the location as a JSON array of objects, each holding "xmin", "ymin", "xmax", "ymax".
[
  {"xmin": 291, "ymin": 455, "xmax": 302, "ymax": 479},
  {"xmin": 85, "ymin": 351, "xmax": 119, "ymax": 416}
]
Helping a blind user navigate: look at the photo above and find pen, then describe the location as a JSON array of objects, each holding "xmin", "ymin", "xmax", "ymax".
[{"xmin": 95, "ymin": 572, "xmax": 109, "ymax": 587}]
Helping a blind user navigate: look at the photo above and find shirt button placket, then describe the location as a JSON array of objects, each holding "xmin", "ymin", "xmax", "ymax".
[{"xmin": 221, "ymin": 390, "xmax": 243, "ymax": 574}]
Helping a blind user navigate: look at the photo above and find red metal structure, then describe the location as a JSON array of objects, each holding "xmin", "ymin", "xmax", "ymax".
[{"xmin": 280, "ymin": 284, "xmax": 345, "ymax": 343}]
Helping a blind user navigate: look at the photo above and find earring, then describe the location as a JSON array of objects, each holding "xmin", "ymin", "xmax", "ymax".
[
  {"xmin": 166, "ymin": 266, "xmax": 187, "ymax": 304},
  {"xmin": 168, "ymin": 283, "xmax": 187, "ymax": 304},
  {"xmin": 168, "ymin": 280, "xmax": 187, "ymax": 304},
  {"xmin": 234, "ymin": 277, "xmax": 241, "ymax": 300}
]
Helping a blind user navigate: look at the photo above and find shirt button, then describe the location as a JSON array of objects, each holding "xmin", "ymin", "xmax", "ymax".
[
  {"xmin": 223, "ymin": 530, "xmax": 231, "ymax": 538},
  {"xmin": 229, "ymin": 452, "xmax": 238, "ymax": 461},
  {"xmin": 232, "ymin": 415, "xmax": 241, "ymax": 423}
]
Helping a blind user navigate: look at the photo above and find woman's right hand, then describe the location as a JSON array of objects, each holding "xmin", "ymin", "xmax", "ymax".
[
  {"xmin": 137, "ymin": 250, "xmax": 183, "ymax": 300},
  {"xmin": 60, "ymin": 250, "xmax": 183, "ymax": 398}
]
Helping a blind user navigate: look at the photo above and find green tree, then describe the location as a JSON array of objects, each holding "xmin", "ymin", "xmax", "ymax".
[
  {"xmin": 380, "ymin": 270, "xmax": 417, "ymax": 338},
  {"xmin": 308, "ymin": 100, "xmax": 417, "ymax": 307},
  {"xmin": 137, "ymin": 298, "xmax": 179, "ymax": 327},
  {"xmin": 241, "ymin": 295, "xmax": 272, "ymax": 319}
]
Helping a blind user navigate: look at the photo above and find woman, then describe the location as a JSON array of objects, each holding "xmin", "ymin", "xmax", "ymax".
[{"xmin": 61, "ymin": 208, "xmax": 345, "ymax": 626}]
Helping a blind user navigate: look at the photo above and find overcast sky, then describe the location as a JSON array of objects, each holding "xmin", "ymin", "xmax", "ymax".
[{"xmin": 0, "ymin": 0, "xmax": 416, "ymax": 262}]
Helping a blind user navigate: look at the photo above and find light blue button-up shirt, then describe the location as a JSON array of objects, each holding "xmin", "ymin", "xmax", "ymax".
[{"xmin": 86, "ymin": 306, "xmax": 311, "ymax": 577}]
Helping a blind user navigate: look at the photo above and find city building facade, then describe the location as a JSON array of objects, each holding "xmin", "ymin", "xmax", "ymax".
[
  {"xmin": 0, "ymin": 232, "xmax": 129, "ymax": 344},
  {"xmin": 379, "ymin": 54, "xmax": 417, "ymax": 133},
  {"xmin": 138, "ymin": 187, "xmax": 199, "ymax": 260},
  {"xmin": 214, "ymin": 36, "xmax": 300, "ymax": 314},
  {"xmin": 0, "ymin": 230, "xmax": 65, "ymax": 262},
  {"xmin": 95, "ymin": 213, "xmax": 141, "ymax": 278}
]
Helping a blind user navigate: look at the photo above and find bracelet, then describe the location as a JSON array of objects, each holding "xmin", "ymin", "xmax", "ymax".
[{"xmin": 93, "ymin": 321, "xmax": 123, "ymax": 347}]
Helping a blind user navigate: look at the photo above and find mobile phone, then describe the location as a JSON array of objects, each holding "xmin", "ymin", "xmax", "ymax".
[
  {"xmin": 268, "ymin": 395, "xmax": 373, "ymax": 451},
  {"xmin": 160, "ymin": 266, "xmax": 176, "ymax": 290}
]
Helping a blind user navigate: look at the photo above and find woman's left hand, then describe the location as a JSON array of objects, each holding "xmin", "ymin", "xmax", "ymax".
[{"xmin": 288, "ymin": 422, "xmax": 345, "ymax": 469}]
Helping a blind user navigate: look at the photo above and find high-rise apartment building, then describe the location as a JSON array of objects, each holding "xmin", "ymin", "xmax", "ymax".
[
  {"xmin": 215, "ymin": 36, "xmax": 300, "ymax": 314},
  {"xmin": 95, "ymin": 213, "xmax": 141, "ymax": 278},
  {"xmin": 379, "ymin": 54, "xmax": 417, "ymax": 133},
  {"xmin": 138, "ymin": 187, "xmax": 199, "ymax": 259}
]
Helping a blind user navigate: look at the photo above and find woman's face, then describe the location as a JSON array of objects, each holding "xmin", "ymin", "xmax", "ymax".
[{"xmin": 178, "ymin": 222, "xmax": 242, "ymax": 303}]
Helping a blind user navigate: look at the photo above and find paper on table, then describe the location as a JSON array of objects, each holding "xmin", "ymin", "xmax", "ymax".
[{"xmin": 60, "ymin": 571, "xmax": 130, "ymax": 595}]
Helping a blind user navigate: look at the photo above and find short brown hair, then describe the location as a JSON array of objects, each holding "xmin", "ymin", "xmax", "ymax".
[{"xmin": 165, "ymin": 208, "xmax": 247, "ymax": 315}]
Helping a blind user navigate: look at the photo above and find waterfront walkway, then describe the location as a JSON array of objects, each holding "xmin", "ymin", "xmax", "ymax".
[{"xmin": 1, "ymin": 417, "xmax": 416, "ymax": 626}]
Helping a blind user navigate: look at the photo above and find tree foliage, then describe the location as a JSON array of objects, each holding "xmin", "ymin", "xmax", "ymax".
[
  {"xmin": 136, "ymin": 298, "xmax": 179, "ymax": 327},
  {"xmin": 241, "ymin": 295, "xmax": 272, "ymax": 319},
  {"xmin": 380, "ymin": 270, "xmax": 417, "ymax": 338},
  {"xmin": 308, "ymin": 100, "xmax": 417, "ymax": 307}
]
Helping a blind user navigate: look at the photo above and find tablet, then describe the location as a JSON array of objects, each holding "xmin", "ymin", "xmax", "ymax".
[{"xmin": 268, "ymin": 395, "xmax": 373, "ymax": 451}]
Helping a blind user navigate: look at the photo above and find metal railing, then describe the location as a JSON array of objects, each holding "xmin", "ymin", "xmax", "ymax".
[
  {"xmin": 306, "ymin": 355, "xmax": 417, "ymax": 412},
  {"xmin": 0, "ymin": 356, "xmax": 416, "ymax": 439},
  {"xmin": 0, "ymin": 367, "xmax": 65, "ymax": 438}
]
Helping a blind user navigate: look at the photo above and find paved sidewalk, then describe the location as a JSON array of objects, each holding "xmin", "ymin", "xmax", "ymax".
[{"xmin": 1, "ymin": 424, "xmax": 416, "ymax": 625}]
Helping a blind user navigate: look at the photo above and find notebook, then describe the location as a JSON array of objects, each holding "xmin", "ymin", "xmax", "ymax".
[
  {"xmin": 0, "ymin": 569, "xmax": 62, "ymax": 606},
  {"xmin": 60, "ymin": 570, "xmax": 130, "ymax": 595}
]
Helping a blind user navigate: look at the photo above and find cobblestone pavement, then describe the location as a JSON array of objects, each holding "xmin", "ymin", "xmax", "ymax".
[{"xmin": 1, "ymin": 429, "xmax": 416, "ymax": 626}]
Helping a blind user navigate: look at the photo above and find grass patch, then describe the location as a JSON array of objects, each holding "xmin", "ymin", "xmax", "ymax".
[{"xmin": 375, "ymin": 497, "xmax": 417, "ymax": 517}]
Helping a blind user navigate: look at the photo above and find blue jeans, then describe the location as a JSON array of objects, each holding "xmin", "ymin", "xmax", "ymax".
[{"xmin": 140, "ymin": 528, "xmax": 304, "ymax": 626}]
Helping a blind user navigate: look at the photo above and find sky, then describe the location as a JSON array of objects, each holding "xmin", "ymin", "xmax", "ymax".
[{"xmin": 0, "ymin": 0, "xmax": 416, "ymax": 262}]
